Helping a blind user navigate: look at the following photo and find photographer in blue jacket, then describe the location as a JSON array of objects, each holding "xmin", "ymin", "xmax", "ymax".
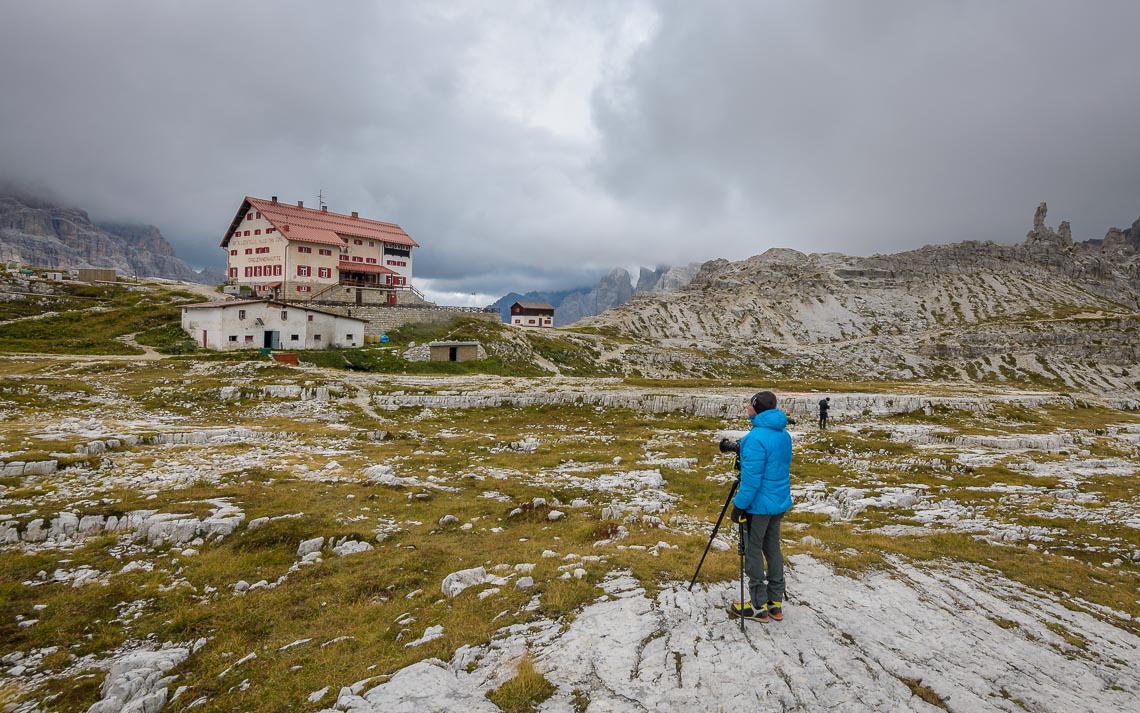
[{"xmin": 728, "ymin": 390, "xmax": 793, "ymax": 623}]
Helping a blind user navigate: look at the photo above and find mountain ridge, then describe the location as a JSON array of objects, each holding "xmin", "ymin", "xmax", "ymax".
[{"xmin": 0, "ymin": 192, "xmax": 209, "ymax": 282}]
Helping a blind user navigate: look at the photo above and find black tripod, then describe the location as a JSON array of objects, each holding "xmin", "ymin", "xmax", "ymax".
[{"xmin": 688, "ymin": 475, "xmax": 747, "ymax": 632}]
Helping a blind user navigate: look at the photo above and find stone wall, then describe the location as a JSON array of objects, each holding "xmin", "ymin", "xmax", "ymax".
[{"xmin": 310, "ymin": 302, "xmax": 500, "ymax": 336}]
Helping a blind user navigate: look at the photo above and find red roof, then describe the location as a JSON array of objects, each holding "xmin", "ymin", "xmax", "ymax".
[
  {"xmin": 221, "ymin": 197, "xmax": 419, "ymax": 249},
  {"xmin": 338, "ymin": 262, "xmax": 397, "ymax": 275}
]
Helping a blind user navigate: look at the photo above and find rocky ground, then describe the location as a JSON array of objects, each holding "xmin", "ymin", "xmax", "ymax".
[{"xmin": 1, "ymin": 356, "xmax": 1137, "ymax": 712}]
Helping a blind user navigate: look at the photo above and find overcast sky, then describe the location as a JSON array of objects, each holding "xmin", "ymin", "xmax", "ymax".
[{"xmin": 2, "ymin": 1, "xmax": 1139, "ymax": 304}]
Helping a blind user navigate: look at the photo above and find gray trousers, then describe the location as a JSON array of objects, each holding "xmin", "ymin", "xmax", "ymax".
[{"xmin": 744, "ymin": 512, "xmax": 785, "ymax": 606}]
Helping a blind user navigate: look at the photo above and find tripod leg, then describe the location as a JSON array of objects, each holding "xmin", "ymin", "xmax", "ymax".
[
  {"xmin": 687, "ymin": 478, "xmax": 739, "ymax": 591},
  {"xmin": 738, "ymin": 520, "xmax": 747, "ymax": 631}
]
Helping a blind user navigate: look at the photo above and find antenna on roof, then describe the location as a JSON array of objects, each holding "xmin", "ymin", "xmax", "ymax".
[{"xmin": 318, "ymin": 188, "xmax": 328, "ymax": 212}]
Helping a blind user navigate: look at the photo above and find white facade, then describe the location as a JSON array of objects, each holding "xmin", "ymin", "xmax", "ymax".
[
  {"xmin": 181, "ymin": 300, "xmax": 366, "ymax": 351},
  {"xmin": 221, "ymin": 198, "xmax": 419, "ymax": 301}
]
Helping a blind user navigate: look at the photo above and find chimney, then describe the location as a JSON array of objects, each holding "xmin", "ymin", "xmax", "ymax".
[
  {"xmin": 351, "ymin": 211, "xmax": 359, "ymax": 219},
  {"xmin": 297, "ymin": 201, "xmax": 304, "ymax": 208},
  {"xmin": 271, "ymin": 196, "xmax": 278, "ymax": 204},
  {"xmin": 322, "ymin": 206, "xmax": 328, "ymax": 212}
]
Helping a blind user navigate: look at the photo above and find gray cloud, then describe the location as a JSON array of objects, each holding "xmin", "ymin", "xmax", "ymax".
[{"xmin": 2, "ymin": 1, "xmax": 1138, "ymax": 297}]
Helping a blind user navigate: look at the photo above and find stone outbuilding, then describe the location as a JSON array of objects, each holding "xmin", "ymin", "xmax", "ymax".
[
  {"xmin": 509, "ymin": 301, "xmax": 555, "ymax": 327},
  {"xmin": 428, "ymin": 341, "xmax": 482, "ymax": 362},
  {"xmin": 181, "ymin": 299, "xmax": 366, "ymax": 351}
]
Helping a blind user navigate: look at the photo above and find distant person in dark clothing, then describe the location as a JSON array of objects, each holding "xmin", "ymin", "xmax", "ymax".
[{"xmin": 818, "ymin": 397, "xmax": 830, "ymax": 429}]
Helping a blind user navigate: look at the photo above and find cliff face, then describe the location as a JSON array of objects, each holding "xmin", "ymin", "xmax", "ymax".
[{"xmin": 0, "ymin": 193, "xmax": 206, "ymax": 282}]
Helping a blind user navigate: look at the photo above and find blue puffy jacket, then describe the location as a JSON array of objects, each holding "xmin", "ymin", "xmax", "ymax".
[{"xmin": 733, "ymin": 408, "xmax": 793, "ymax": 515}]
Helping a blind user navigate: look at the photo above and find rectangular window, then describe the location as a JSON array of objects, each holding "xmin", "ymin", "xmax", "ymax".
[
  {"xmin": 245, "ymin": 335, "xmax": 254, "ymax": 343},
  {"xmin": 291, "ymin": 334, "xmax": 300, "ymax": 341},
  {"xmin": 247, "ymin": 212, "xmax": 253, "ymax": 220},
  {"xmin": 238, "ymin": 310, "xmax": 247, "ymax": 320},
  {"xmin": 353, "ymin": 256, "xmax": 363, "ymax": 262},
  {"xmin": 314, "ymin": 334, "xmax": 321, "ymax": 342},
  {"xmin": 244, "ymin": 230, "xmax": 250, "ymax": 236},
  {"xmin": 255, "ymin": 212, "xmax": 261, "ymax": 219},
  {"xmin": 296, "ymin": 285, "xmax": 311, "ymax": 292},
  {"xmin": 245, "ymin": 248, "xmax": 253, "ymax": 254},
  {"xmin": 345, "ymin": 334, "xmax": 353, "ymax": 340},
  {"xmin": 229, "ymin": 335, "xmax": 238, "ymax": 342},
  {"xmin": 318, "ymin": 267, "xmax": 331, "ymax": 278},
  {"xmin": 368, "ymin": 241, "xmax": 374, "ymax": 247},
  {"xmin": 366, "ymin": 258, "xmax": 376, "ymax": 264},
  {"xmin": 298, "ymin": 246, "xmax": 312, "ymax": 253},
  {"xmin": 228, "ymin": 268, "xmax": 237, "ymax": 277},
  {"xmin": 307, "ymin": 315, "xmax": 313, "ymax": 322},
  {"xmin": 254, "ymin": 266, "xmax": 262, "ymax": 277},
  {"xmin": 244, "ymin": 267, "xmax": 251, "ymax": 277},
  {"xmin": 267, "ymin": 227, "xmax": 275, "ymax": 233},
  {"xmin": 230, "ymin": 249, "xmax": 237, "ymax": 255},
  {"xmin": 319, "ymin": 248, "xmax": 332, "ymax": 256},
  {"xmin": 281, "ymin": 311, "xmax": 288, "ymax": 320},
  {"xmin": 528, "ymin": 319, "xmax": 535, "ymax": 325},
  {"xmin": 274, "ymin": 265, "xmax": 282, "ymax": 276},
  {"xmin": 339, "ymin": 254, "xmax": 349, "ymax": 261},
  {"xmin": 297, "ymin": 265, "xmax": 311, "ymax": 277},
  {"xmin": 254, "ymin": 229, "xmax": 261, "ymax": 235}
]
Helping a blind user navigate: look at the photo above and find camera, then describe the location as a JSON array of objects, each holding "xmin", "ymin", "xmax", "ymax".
[
  {"xmin": 718, "ymin": 438, "xmax": 740, "ymax": 454},
  {"xmin": 719, "ymin": 438, "xmax": 742, "ymax": 471}
]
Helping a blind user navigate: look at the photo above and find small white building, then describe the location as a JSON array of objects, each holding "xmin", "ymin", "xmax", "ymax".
[
  {"xmin": 509, "ymin": 301, "xmax": 555, "ymax": 327},
  {"xmin": 181, "ymin": 299, "xmax": 366, "ymax": 351}
]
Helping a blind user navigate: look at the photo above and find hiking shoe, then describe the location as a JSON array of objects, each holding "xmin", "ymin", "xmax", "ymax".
[
  {"xmin": 767, "ymin": 601, "xmax": 783, "ymax": 621},
  {"xmin": 728, "ymin": 601, "xmax": 769, "ymax": 622}
]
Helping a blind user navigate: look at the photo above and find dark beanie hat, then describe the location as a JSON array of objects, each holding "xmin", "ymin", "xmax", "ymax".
[{"xmin": 750, "ymin": 391, "xmax": 777, "ymax": 413}]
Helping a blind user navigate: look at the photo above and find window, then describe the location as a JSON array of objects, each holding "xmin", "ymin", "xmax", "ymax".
[
  {"xmin": 318, "ymin": 248, "xmax": 332, "ymax": 256},
  {"xmin": 354, "ymin": 239, "xmax": 363, "ymax": 245},
  {"xmin": 253, "ymin": 229, "xmax": 259, "ymax": 235},
  {"xmin": 281, "ymin": 311, "xmax": 288, "ymax": 320},
  {"xmin": 238, "ymin": 310, "xmax": 247, "ymax": 320},
  {"xmin": 230, "ymin": 249, "xmax": 237, "ymax": 256},
  {"xmin": 229, "ymin": 335, "xmax": 238, "ymax": 342},
  {"xmin": 345, "ymin": 334, "xmax": 353, "ymax": 340},
  {"xmin": 245, "ymin": 335, "xmax": 254, "ymax": 343},
  {"xmin": 274, "ymin": 265, "xmax": 282, "ymax": 276},
  {"xmin": 245, "ymin": 248, "xmax": 253, "ymax": 254},
  {"xmin": 246, "ymin": 212, "xmax": 253, "ymax": 220},
  {"xmin": 307, "ymin": 315, "xmax": 313, "ymax": 322},
  {"xmin": 528, "ymin": 319, "xmax": 535, "ymax": 325},
  {"xmin": 228, "ymin": 268, "xmax": 237, "ymax": 277},
  {"xmin": 255, "ymin": 211, "xmax": 261, "ymax": 219},
  {"xmin": 353, "ymin": 256, "xmax": 363, "ymax": 262},
  {"xmin": 340, "ymin": 254, "xmax": 349, "ymax": 261},
  {"xmin": 254, "ymin": 266, "xmax": 262, "ymax": 277},
  {"xmin": 296, "ymin": 285, "xmax": 311, "ymax": 292},
  {"xmin": 297, "ymin": 266, "xmax": 311, "ymax": 277},
  {"xmin": 266, "ymin": 227, "xmax": 275, "ymax": 234},
  {"xmin": 368, "ymin": 241, "xmax": 374, "ymax": 247},
  {"xmin": 314, "ymin": 334, "xmax": 321, "ymax": 342},
  {"xmin": 366, "ymin": 258, "xmax": 376, "ymax": 264},
  {"xmin": 244, "ymin": 230, "xmax": 250, "ymax": 236},
  {"xmin": 244, "ymin": 267, "xmax": 251, "ymax": 277},
  {"xmin": 318, "ymin": 267, "xmax": 331, "ymax": 278},
  {"xmin": 298, "ymin": 246, "xmax": 312, "ymax": 254},
  {"xmin": 291, "ymin": 334, "xmax": 300, "ymax": 341}
]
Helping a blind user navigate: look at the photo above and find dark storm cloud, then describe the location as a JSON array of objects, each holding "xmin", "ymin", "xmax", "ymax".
[
  {"xmin": 593, "ymin": 0, "xmax": 1140, "ymax": 256},
  {"xmin": 1, "ymin": 1, "xmax": 1138, "ymax": 298}
]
